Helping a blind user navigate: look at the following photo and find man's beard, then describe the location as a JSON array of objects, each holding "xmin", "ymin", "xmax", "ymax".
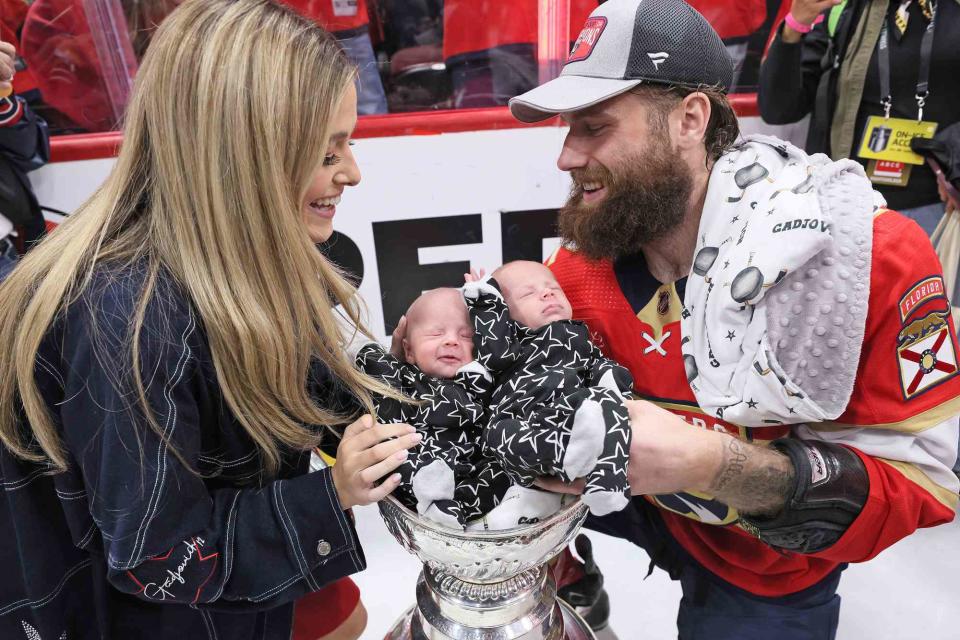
[{"xmin": 558, "ymin": 139, "xmax": 693, "ymax": 262}]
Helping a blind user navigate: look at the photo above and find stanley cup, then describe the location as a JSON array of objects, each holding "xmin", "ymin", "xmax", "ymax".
[{"xmin": 379, "ymin": 495, "xmax": 596, "ymax": 640}]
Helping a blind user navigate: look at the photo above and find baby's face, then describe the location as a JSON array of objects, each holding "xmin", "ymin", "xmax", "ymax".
[
  {"xmin": 496, "ymin": 262, "xmax": 572, "ymax": 330},
  {"xmin": 403, "ymin": 289, "xmax": 474, "ymax": 378}
]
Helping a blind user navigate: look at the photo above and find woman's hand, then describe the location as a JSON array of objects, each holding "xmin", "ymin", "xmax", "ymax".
[
  {"xmin": 331, "ymin": 415, "xmax": 422, "ymax": 510},
  {"xmin": 464, "ymin": 268, "xmax": 486, "ymax": 283}
]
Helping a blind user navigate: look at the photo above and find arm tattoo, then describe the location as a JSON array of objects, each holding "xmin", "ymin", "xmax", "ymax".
[{"xmin": 708, "ymin": 437, "xmax": 795, "ymax": 517}]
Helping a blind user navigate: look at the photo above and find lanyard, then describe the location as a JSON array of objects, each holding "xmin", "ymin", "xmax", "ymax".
[{"xmin": 878, "ymin": 0, "xmax": 937, "ymax": 121}]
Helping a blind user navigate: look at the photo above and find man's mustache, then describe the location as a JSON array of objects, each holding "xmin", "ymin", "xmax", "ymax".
[{"xmin": 570, "ymin": 169, "xmax": 611, "ymax": 184}]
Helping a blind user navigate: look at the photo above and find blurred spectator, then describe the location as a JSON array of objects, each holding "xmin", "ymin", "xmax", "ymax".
[
  {"xmin": 367, "ymin": 0, "xmax": 446, "ymax": 112},
  {"xmin": 124, "ymin": 0, "xmax": 180, "ymax": 59},
  {"xmin": 687, "ymin": 0, "xmax": 769, "ymax": 90},
  {"xmin": 20, "ymin": 0, "xmax": 390, "ymax": 133},
  {"xmin": 442, "ymin": 0, "xmax": 598, "ymax": 109},
  {"xmin": 284, "ymin": 0, "xmax": 388, "ymax": 114},
  {"xmin": 369, "ymin": 0, "xmax": 442, "ymax": 53},
  {"xmin": 21, "ymin": 0, "xmax": 140, "ymax": 133},
  {"xmin": 0, "ymin": 37, "xmax": 50, "ymax": 274},
  {"xmin": 0, "ymin": 0, "xmax": 30, "ymax": 37},
  {"xmin": 759, "ymin": 0, "xmax": 960, "ymax": 235}
]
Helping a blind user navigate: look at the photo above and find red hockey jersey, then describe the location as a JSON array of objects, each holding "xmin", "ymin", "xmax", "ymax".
[
  {"xmin": 549, "ymin": 209, "xmax": 959, "ymax": 596},
  {"xmin": 686, "ymin": 0, "xmax": 768, "ymax": 42},
  {"xmin": 442, "ymin": 0, "xmax": 597, "ymax": 61},
  {"xmin": 282, "ymin": 0, "xmax": 370, "ymax": 34}
]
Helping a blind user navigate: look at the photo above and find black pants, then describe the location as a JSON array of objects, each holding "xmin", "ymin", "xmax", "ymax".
[{"xmin": 586, "ymin": 499, "xmax": 844, "ymax": 640}]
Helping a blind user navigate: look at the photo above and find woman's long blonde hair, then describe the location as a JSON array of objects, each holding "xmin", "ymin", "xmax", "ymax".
[{"xmin": 0, "ymin": 0, "xmax": 390, "ymax": 475}]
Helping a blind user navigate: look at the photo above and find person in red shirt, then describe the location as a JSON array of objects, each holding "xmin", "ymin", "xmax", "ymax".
[
  {"xmin": 19, "ymin": 0, "xmax": 385, "ymax": 135},
  {"xmin": 509, "ymin": 0, "xmax": 959, "ymax": 637},
  {"xmin": 442, "ymin": 0, "xmax": 598, "ymax": 108},
  {"xmin": 687, "ymin": 0, "xmax": 768, "ymax": 89},
  {"xmin": 281, "ymin": 0, "xmax": 387, "ymax": 114},
  {"xmin": 19, "ymin": 0, "xmax": 123, "ymax": 132}
]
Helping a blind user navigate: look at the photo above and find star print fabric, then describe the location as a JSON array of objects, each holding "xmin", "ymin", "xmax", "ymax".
[
  {"xmin": 682, "ymin": 135, "xmax": 878, "ymax": 425},
  {"xmin": 462, "ymin": 279, "xmax": 634, "ymax": 517},
  {"xmin": 355, "ymin": 344, "xmax": 509, "ymax": 526}
]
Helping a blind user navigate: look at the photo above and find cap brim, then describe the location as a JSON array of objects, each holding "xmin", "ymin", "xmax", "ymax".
[{"xmin": 509, "ymin": 75, "xmax": 644, "ymax": 123}]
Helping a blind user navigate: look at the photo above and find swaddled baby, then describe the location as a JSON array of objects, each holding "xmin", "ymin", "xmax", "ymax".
[
  {"xmin": 462, "ymin": 261, "xmax": 634, "ymax": 516},
  {"xmin": 354, "ymin": 288, "xmax": 563, "ymax": 529}
]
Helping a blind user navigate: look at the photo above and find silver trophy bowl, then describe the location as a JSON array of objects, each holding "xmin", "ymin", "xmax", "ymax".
[{"xmin": 379, "ymin": 495, "xmax": 595, "ymax": 640}]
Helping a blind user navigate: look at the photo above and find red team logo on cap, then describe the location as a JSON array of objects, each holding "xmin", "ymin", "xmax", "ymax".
[{"xmin": 568, "ymin": 17, "xmax": 607, "ymax": 63}]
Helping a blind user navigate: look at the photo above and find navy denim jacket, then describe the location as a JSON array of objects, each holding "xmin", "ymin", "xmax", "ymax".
[{"xmin": 0, "ymin": 265, "xmax": 365, "ymax": 639}]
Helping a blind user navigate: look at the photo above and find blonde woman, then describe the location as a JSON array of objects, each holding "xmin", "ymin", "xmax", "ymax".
[{"xmin": 0, "ymin": 0, "xmax": 418, "ymax": 638}]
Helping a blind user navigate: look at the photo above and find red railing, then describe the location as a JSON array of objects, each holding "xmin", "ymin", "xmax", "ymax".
[{"xmin": 49, "ymin": 94, "xmax": 760, "ymax": 163}]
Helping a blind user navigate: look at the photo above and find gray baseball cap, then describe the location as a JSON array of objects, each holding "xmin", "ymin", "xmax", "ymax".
[{"xmin": 509, "ymin": 0, "xmax": 734, "ymax": 123}]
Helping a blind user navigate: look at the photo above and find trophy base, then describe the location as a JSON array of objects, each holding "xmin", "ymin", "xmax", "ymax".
[{"xmin": 382, "ymin": 599, "xmax": 596, "ymax": 640}]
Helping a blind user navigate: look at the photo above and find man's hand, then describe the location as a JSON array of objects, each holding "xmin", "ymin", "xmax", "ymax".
[
  {"xmin": 782, "ymin": 0, "xmax": 842, "ymax": 43},
  {"xmin": 464, "ymin": 267, "xmax": 486, "ymax": 283},
  {"xmin": 622, "ymin": 399, "xmax": 728, "ymax": 495},
  {"xmin": 537, "ymin": 400, "xmax": 725, "ymax": 496},
  {"xmin": 0, "ymin": 39, "xmax": 16, "ymax": 97},
  {"xmin": 331, "ymin": 415, "xmax": 422, "ymax": 510},
  {"xmin": 535, "ymin": 477, "xmax": 585, "ymax": 494},
  {"xmin": 538, "ymin": 400, "xmax": 795, "ymax": 517}
]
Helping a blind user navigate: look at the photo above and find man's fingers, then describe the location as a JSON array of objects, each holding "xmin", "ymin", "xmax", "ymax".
[{"xmin": 534, "ymin": 477, "xmax": 585, "ymax": 494}]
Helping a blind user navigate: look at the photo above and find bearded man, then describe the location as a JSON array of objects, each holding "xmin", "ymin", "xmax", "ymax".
[{"xmin": 511, "ymin": 0, "xmax": 960, "ymax": 638}]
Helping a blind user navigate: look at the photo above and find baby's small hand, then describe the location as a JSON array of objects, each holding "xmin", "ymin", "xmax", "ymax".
[{"xmin": 464, "ymin": 268, "xmax": 486, "ymax": 283}]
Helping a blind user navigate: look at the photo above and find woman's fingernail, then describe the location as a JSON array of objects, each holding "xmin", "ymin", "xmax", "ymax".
[
  {"xmin": 412, "ymin": 433, "xmax": 423, "ymax": 441},
  {"xmin": 391, "ymin": 473, "xmax": 401, "ymax": 483},
  {"xmin": 394, "ymin": 450, "xmax": 408, "ymax": 460}
]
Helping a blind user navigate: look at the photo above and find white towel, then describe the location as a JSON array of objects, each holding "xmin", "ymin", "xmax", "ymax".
[{"xmin": 681, "ymin": 135, "xmax": 883, "ymax": 425}]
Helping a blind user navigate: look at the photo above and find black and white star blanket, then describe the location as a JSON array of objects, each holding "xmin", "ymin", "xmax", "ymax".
[
  {"xmin": 462, "ymin": 278, "xmax": 634, "ymax": 516},
  {"xmin": 355, "ymin": 343, "xmax": 504, "ymax": 525}
]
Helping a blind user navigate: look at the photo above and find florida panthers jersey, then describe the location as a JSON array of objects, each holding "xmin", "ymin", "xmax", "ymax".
[{"xmin": 549, "ymin": 209, "xmax": 960, "ymax": 596}]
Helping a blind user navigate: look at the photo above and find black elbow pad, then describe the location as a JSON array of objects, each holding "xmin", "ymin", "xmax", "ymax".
[{"xmin": 739, "ymin": 438, "xmax": 869, "ymax": 554}]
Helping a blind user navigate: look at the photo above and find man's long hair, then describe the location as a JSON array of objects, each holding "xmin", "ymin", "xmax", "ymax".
[{"xmin": 0, "ymin": 0, "xmax": 394, "ymax": 475}]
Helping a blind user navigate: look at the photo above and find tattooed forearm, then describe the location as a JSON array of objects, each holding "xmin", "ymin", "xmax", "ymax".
[
  {"xmin": 708, "ymin": 436, "xmax": 795, "ymax": 517},
  {"xmin": 711, "ymin": 436, "xmax": 747, "ymax": 492}
]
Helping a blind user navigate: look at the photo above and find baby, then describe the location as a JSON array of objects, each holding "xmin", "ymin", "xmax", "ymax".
[
  {"xmin": 351, "ymin": 288, "xmax": 510, "ymax": 528},
  {"xmin": 462, "ymin": 261, "xmax": 634, "ymax": 516}
]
